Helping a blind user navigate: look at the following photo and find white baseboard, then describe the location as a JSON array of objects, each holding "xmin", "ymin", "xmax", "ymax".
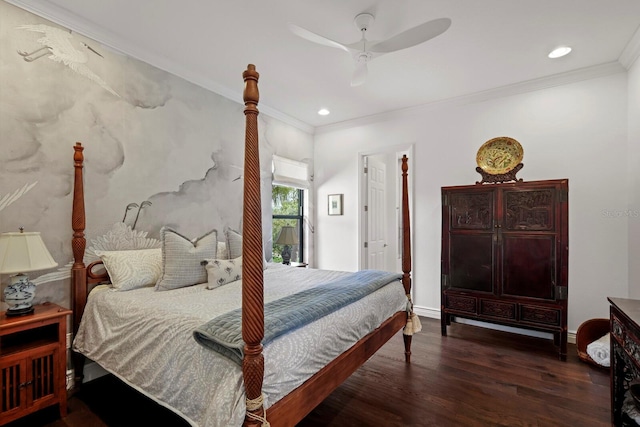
[
  {"xmin": 413, "ymin": 305, "xmax": 576, "ymax": 344},
  {"xmin": 414, "ymin": 306, "xmax": 440, "ymax": 320}
]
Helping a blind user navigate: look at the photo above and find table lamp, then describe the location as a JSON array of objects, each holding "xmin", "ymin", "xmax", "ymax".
[
  {"xmin": 275, "ymin": 226, "xmax": 299, "ymax": 265},
  {"xmin": 0, "ymin": 228, "xmax": 58, "ymax": 316}
]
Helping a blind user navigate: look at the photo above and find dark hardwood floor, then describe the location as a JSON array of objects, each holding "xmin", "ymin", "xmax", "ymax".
[{"xmin": 6, "ymin": 318, "xmax": 611, "ymax": 427}]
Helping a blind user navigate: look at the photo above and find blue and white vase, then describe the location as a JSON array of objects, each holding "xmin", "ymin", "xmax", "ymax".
[{"xmin": 4, "ymin": 274, "xmax": 36, "ymax": 313}]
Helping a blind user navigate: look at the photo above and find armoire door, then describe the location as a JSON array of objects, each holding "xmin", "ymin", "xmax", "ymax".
[
  {"xmin": 499, "ymin": 184, "xmax": 565, "ymax": 301},
  {"xmin": 443, "ymin": 188, "xmax": 496, "ymax": 294}
]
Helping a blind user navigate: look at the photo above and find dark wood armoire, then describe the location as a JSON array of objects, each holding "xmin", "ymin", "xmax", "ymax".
[{"xmin": 440, "ymin": 179, "xmax": 569, "ymax": 360}]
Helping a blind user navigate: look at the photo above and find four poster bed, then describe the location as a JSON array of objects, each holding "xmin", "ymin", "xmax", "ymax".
[{"xmin": 70, "ymin": 64, "xmax": 416, "ymax": 427}]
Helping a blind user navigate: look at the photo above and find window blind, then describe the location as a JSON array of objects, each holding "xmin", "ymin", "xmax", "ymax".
[{"xmin": 272, "ymin": 155, "xmax": 310, "ymax": 189}]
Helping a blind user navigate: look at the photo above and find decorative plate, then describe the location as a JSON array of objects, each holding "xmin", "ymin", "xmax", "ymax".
[{"xmin": 476, "ymin": 137, "xmax": 524, "ymax": 175}]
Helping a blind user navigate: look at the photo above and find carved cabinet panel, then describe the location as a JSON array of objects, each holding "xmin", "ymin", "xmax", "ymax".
[
  {"xmin": 609, "ymin": 298, "xmax": 640, "ymax": 426},
  {"xmin": 441, "ymin": 179, "xmax": 569, "ymax": 360}
]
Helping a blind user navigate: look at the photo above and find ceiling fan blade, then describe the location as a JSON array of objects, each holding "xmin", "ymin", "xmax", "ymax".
[
  {"xmin": 287, "ymin": 23, "xmax": 350, "ymax": 53},
  {"xmin": 369, "ymin": 17, "xmax": 451, "ymax": 53},
  {"xmin": 351, "ymin": 61, "xmax": 368, "ymax": 87}
]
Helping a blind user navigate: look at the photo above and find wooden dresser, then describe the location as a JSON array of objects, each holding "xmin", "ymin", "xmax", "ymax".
[
  {"xmin": 441, "ymin": 179, "xmax": 569, "ymax": 359},
  {"xmin": 609, "ymin": 297, "xmax": 640, "ymax": 426}
]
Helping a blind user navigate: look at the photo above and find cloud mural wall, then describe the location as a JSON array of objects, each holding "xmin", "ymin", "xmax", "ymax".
[{"xmin": 0, "ymin": 1, "xmax": 314, "ymax": 310}]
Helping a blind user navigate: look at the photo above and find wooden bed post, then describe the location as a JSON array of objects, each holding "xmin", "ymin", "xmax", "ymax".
[
  {"xmin": 241, "ymin": 64, "xmax": 267, "ymax": 427},
  {"xmin": 401, "ymin": 155, "xmax": 413, "ymax": 363},
  {"xmin": 71, "ymin": 142, "xmax": 87, "ymax": 386}
]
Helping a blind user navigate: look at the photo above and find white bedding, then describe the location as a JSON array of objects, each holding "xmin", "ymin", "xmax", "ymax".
[{"xmin": 73, "ymin": 263, "xmax": 407, "ymax": 427}]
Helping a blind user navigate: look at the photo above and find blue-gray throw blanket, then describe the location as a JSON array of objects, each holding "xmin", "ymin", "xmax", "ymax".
[{"xmin": 193, "ymin": 269, "xmax": 402, "ymax": 365}]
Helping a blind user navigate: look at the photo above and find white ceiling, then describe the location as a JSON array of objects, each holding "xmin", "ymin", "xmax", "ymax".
[{"xmin": 7, "ymin": 0, "xmax": 640, "ymax": 132}]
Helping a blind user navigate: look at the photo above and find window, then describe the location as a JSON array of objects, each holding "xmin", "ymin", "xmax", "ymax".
[
  {"xmin": 272, "ymin": 185, "xmax": 304, "ymax": 264},
  {"xmin": 271, "ymin": 155, "xmax": 310, "ymax": 264}
]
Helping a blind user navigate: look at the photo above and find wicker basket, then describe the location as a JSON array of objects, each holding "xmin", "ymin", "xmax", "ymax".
[{"xmin": 576, "ymin": 318, "xmax": 610, "ymax": 369}]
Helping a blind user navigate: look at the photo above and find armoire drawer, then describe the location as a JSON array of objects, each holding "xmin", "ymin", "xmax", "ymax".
[
  {"xmin": 480, "ymin": 300, "xmax": 516, "ymax": 320},
  {"xmin": 519, "ymin": 305, "xmax": 561, "ymax": 326},
  {"xmin": 445, "ymin": 294, "xmax": 477, "ymax": 314}
]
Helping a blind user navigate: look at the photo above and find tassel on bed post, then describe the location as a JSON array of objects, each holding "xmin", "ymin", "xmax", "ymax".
[
  {"xmin": 400, "ymin": 155, "xmax": 414, "ymax": 363},
  {"xmin": 403, "ymin": 295, "xmax": 423, "ymax": 336},
  {"xmin": 241, "ymin": 64, "xmax": 269, "ymax": 427}
]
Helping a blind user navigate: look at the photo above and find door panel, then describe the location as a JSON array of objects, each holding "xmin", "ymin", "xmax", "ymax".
[
  {"xmin": 449, "ymin": 190, "xmax": 494, "ymax": 230},
  {"xmin": 449, "ymin": 234, "xmax": 494, "ymax": 293},
  {"xmin": 367, "ymin": 157, "xmax": 386, "ymax": 270},
  {"xmin": 503, "ymin": 188, "xmax": 556, "ymax": 231},
  {"xmin": 502, "ymin": 235, "xmax": 555, "ymax": 300}
]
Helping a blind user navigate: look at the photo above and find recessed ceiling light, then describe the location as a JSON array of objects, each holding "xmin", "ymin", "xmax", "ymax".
[
  {"xmin": 318, "ymin": 108, "xmax": 330, "ymax": 116},
  {"xmin": 548, "ymin": 46, "xmax": 572, "ymax": 59}
]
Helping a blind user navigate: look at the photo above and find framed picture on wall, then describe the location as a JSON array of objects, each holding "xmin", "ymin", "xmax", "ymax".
[{"xmin": 328, "ymin": 194, "xmax": 343, "ymax": 216}]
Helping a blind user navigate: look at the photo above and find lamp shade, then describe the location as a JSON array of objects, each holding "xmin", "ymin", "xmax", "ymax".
[
  {"xmin": 0, "ymin": 231, "xmax": 58, "ymax": 274},
  {"xmin": 275, "ymin": 226, "xmax": 299, "ymax": 246}
]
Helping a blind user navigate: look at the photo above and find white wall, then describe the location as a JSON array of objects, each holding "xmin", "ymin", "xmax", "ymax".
[
  {"xmin": 314, "ymin": 72, "xmax": 630, "ymax": 333},
  {"xmin": 628, "ymin": 58, "xmax": 640, "ymax": 298}
]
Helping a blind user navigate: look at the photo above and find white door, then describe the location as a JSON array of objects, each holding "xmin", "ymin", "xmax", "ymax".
[{"xmin": 366, "ymin": 157, "xmax": 387, "ymax": 270}]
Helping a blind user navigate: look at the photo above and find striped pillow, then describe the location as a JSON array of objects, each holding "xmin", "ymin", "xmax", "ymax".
[
  {"xmin": 155, "ymin": 227, "xmax": 218, "ymax": 291},
  {"xmin": 224, "ymin": 227, "xmax": 267, "ymax": 269}
]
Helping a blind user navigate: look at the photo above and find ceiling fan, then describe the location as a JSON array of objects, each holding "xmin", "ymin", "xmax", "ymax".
[{"xmin": 288, "ymin": 13, "xmax": 451, "ymax": 86}]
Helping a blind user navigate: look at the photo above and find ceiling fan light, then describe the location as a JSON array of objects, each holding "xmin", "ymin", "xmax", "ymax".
[
  {"xmin": 318, "ymin": 108, "xmax": 330, "ymax": 116},
  {"xmin": 548, "ymin": 46, "xmax": 572, "ymax": 59}
]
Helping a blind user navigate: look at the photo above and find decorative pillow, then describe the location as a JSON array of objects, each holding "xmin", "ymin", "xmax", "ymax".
[
  {"xmin": 217, "ymin": 241, "xmax": 229, "ymax": 260},
  {"xmin": 155, "ymin": 227, "xmax": 218, "ymax": 291},
  {"xmin": 225, "ymin": 227, "xmax": 243, "ymax": 259},
  {"xmin": 225, "ymin": 227, "xmax": 267, "ymax": 270},
  {"xmin": 94, "ymin": 248, "xmax": 162, "ymax": 291},
  {"xmin": 204, "ymin": 256, "xmax": 242, "ymax": 289}
]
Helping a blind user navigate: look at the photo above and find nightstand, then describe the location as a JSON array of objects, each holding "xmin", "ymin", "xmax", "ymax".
[
  {"xmin": 0, "ymin": 302, "xmax": 72, "ymax": 425},
  {"xmin": 289, "ymin": 262, "xmax": 308, "ymax": 268}
]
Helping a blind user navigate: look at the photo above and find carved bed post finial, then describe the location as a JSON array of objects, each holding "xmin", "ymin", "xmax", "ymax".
[{"xmin": 241, "ymin": 64, "xmax": 267, "ymax": 427}]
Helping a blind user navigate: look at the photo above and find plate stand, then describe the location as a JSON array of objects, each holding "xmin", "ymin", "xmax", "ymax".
[{"xmin": 476, "ymin": 163, "xmax": 524, "ymax": 184}]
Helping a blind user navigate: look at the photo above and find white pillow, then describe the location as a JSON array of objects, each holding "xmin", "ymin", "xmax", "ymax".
[
  {"xmin": 155, "ymin": 227, "xmax": 218, "ymax": 291},
  {"xmin": 95, "ymin": 248, "xmax": 162, "ymax": 291},
  {"xmin": 204, "ymin": 256, "xmax": 242, "ymax": 289},
  {"xmin": 217, "ymin": 241, "xmax": 229, "ymax": 260},
  {"xmin": 224, "ymin": 227, "xmax": 267, "ymax": 270}
]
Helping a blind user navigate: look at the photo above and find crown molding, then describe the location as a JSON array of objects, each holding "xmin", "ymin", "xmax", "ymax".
[
  {"xmin": 620, "ymin": 25, "xmax": 640, "ymax": 69},
  {"xmin": 6, "ymin": 0, "xmax": 630, "ymax": 137},
  {"xmin": 5, "ymin": 0, "xmax": 315, "ymax": 134},
  {"xmin": 316, "ymin": 61, "xmax": 626, "ymax": 134}
]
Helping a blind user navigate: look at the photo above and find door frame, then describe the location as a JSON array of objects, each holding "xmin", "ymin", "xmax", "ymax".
[{"xmin": 358, "ymin": 144, "xmax": 414, "ymax": 273}]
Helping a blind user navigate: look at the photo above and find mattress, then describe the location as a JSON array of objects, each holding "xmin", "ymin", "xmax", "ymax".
[{"xmin": 73, "ymin": 263, "xmax": 407, "ymax": 427}]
